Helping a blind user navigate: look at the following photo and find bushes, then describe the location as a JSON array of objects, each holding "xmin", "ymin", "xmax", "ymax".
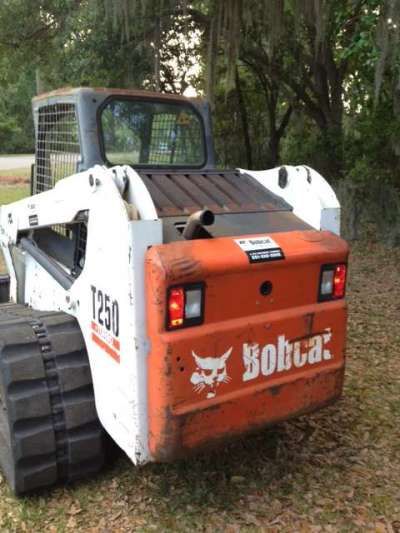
[
  {"xmin": 0, "ymin": 60, "xmax": 35, "ymax": 154},
  {"xmin": 0, "ymin": 109, "xmax": 33, "ymax": 154}
]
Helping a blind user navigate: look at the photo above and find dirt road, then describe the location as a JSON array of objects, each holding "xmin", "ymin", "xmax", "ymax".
[{"xmin": 0, "ymin": 154, "xmax": 34, "ymax": 170}]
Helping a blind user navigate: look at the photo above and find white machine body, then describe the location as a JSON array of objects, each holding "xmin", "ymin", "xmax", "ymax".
[
  {"xmin": 0, "ymin": 163, "xmax": 341, "ymax": 464},
  {"xmin": 242, "ymin": 165, "xmax": 341, "ymax": 236}
]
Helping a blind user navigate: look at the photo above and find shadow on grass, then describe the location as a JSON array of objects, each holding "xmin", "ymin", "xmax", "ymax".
[{"xmin": 78, "ymin": 396, "xmax": 362, "ymax": 516}]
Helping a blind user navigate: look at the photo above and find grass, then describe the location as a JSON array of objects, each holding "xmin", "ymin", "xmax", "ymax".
[
  {"xmin": 0, "ymin": 184, "xmax": 29, "ymax": 273},
  {"xmin": 0, "ymin": 184, "xmax": 29, "ymax": 204},
  {"xmin": 0, "ymin": 183, "xmax": 399, "ymax": 531}
]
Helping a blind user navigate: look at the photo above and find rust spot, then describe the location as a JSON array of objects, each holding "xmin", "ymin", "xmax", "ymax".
[
  {"xmin": 33, "ymin": 86, "xmax": 200, "ymax": 103},
  {"xmin": 269, "ymin": 385, "xmax": 282, "ymax": 396},
  {"xmin": 138, "ymin": 169, "xmax": 290, "ymax": 218},
  {"xmin": 150, "ymin": 406, "xmax": 187, "ymax": 462},
  {"xmin": 303, "ymin": 313, "xmax": 315, "ymax": 335},
  {"xmin": 164, "ymin": 344, "xmax": 173, "ymax": 377}
]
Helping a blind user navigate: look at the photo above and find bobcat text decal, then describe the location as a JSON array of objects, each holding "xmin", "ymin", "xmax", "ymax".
[
  {"xmin": 189, "ymin": 329, "xmax": 333, "ymax": 398},
  {"xmin": 242, "ymin": 329, "xmax": 332, "ymax": 382},
  {"xmin": 90, "ymin": 285, "xmax": 120, "ymax": 363}
]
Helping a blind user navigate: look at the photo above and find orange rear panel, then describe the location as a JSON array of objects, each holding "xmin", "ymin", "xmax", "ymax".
[{"xmin": 146, "ymin": 230, "xmax": 349, "ymax": 460}]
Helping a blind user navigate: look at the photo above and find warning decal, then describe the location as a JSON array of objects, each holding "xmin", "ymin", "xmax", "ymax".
[{"xmin": 234, "ymin": 236, "xmax": 285, "ymax": 263}]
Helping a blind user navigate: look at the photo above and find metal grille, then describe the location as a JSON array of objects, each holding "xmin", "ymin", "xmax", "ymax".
[
  {"xmin": 138, "ymin": 170, "xmax": 292, "ymax": 217},
  {"xmin": 34, "ymin": 103, "xmax": 81, "ymax": 193},
  {"xmin": 102, "ymin": 99, "xmax": 205, "ymax": 167},
  {"xmin": 50, "ymin": 224, "xmax": 73, "ymax": 239},
  {"xmin": 147, "ymin": 113, "xmax": 203, "ymax": 166}
]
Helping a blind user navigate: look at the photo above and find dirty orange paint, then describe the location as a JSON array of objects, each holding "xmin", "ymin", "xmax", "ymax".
[{"xmin": 146, "ymin": 230, "xmax": 349, "ymax": 460}]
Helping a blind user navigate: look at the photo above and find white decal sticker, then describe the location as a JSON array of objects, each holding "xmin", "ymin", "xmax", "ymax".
[
  {"xmin": 242, "ymin": 328, "xmax": 333, "ymax": 382},
  {"xmin": 189, "ymin": 329, "xmax": 333, "ymax": 398},
  {"xmin": 235, "ymin": 236, "xmax": 280, "ymax": 252},
  {"xmin": 234, "ymin": 236, "xmax": 284, "ymax": 263},
  {"xmin": 190, "ymin": 348, "xmax": 232, "ymax": 399}
]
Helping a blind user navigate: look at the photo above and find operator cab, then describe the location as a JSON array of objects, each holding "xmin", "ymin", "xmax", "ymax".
[
  {"xmin": 32, "ymin": 87, "xmax": 310, "ymax": 248},
  {"xmin": 32, "ymin": 87, "xmax": 216, "ymax": 194}
]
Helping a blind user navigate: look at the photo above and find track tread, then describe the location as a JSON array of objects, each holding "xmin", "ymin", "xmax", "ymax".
[{"xmin": 0, "ymin": 304, "xmax": 105, "ymax": 494}]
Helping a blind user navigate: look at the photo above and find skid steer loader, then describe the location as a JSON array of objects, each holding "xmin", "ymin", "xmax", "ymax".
[{"xmin": 0, "ymin": 88, "xmax": 348, "ymax": 494}]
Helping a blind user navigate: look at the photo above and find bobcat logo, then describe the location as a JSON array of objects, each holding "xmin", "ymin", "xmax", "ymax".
[{"xmin": 190, "ymin": 348, "xmax": 233, "ymax": 399}]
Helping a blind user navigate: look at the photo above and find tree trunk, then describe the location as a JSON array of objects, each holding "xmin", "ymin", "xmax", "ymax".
[
  {"xmin": 285, "ymin": 73, "xmax": 344, "ymax": 176},
  {"xmin": 265, "ymin": 89, "xmax": 292, "ymax": 168},
  {"xmin": 235, "ymin": 67, "xmax": 252, "ymax": 168},
  {"xmin": 206, "ymin": 13, "xmax": 218, "ymax": 109},
  {"xmin": 319, "ymin": 119, "xmax": 344, "ymax": 178},
  {"xmin": 35, "ymin": 67, "xmax": 45, "ymax": 95},
  {"xmin": 154, "ymin": 16, "xmax": 161, "ymax": 92},
  {"xmin": 268, "ymin": 131, "xmax": 280, "ymax": 168}
]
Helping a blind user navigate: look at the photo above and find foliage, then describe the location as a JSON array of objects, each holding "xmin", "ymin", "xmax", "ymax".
[
  {"xmin": 0, "ymin": 56, "xmax": 35, "ymax": 153},
  {"xmin": 0, "ymin": 0, "xmax": 399, "ymax": 239}
]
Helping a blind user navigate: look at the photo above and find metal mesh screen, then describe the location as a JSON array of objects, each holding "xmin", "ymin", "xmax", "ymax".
[
  {"xmin": 49, "ymin": 224, "xmax": 72, "ymax": 239},
  {"xmin": 147, "ymin": 113, "xmax": 202, "ymax": 166},
  {"xmin": 34, "ymin": 103, "xmax": 81, "ymax": 193},
  {"xmin": 101, "ymin": 99, "xmax": 205, "ymax": 167}
]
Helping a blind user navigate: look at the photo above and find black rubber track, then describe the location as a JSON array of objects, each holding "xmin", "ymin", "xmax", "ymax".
[{"xmin": 0, "ymin": 303, "xmax": 105, "ymax": 495}]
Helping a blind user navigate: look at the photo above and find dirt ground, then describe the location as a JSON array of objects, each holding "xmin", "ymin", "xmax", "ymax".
[
  {"xmin": 0, "ymin": 169, "xmax": 30, "ymax": 185},
  {"xmin": 0, "ymin": 239, "xmax": 398, "ymax": 531}
]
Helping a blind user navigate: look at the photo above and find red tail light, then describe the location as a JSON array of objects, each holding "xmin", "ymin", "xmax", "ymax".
[
  {"xmin": 319, "ymin": 263, "xmax": 347, "ymax": 301},
  {"xmin": 333, "ymin": 264, "xmax": 347, "ymax": 298},
  {"xmin": 168, "ymin": 288, "xmax": 184, "ymax": 328},
  {"xmin": 167, "ymin": 283, "xmax": 205, "ymax": 330}
]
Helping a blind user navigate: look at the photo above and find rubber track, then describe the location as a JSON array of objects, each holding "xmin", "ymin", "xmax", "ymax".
[{"xmin": 0, "ymin": 303, "xmax": 105, "ymax": 494}]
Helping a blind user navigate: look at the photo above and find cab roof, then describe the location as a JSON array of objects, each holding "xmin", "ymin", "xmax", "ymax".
[{"xmin": 32, "ymin": 87, "xmax": 203, "ymax": 105}]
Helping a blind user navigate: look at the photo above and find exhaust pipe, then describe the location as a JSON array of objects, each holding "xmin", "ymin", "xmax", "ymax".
[{"xmin": 182, "ymin": 210, "xmax": 215, "ymax": 240}]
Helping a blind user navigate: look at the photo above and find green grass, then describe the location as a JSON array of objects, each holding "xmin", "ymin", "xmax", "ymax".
[{"xmin": 0, "ymin": 184, "xmax": 29, "ymax": 204}]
